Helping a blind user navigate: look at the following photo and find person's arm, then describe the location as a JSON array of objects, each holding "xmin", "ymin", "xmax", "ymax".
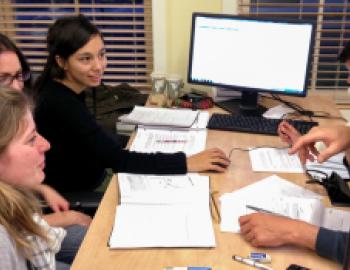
[
  {"xmin": 239, "ymin": 213, "xmax": 318, "ymax": 249},
  {"xmin": 42, "ymin": 88, "xmax": 230, "ymax": 174},
  {"xmin": 239, "ymin": 213, "xmax": 349, "ymax": 264},
  {"xmin": 316, "ymin": 227, "xmax": 348, "ymax": 264},
  {"xmin": 32, "ymin": 184, "xmax": 69, "ymax": 212},
  {"xmin": 43, "ymin": 210, "xmax": 92, "ymax": 227},
  {"xmin": 187, "ymin": 148, "xmax": 230, "ymax": 172}
]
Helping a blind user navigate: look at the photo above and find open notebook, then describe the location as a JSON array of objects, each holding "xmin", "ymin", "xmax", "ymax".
[{"xmin": 109, "ymin": 173, "xmax": 215, "ymax": 248}]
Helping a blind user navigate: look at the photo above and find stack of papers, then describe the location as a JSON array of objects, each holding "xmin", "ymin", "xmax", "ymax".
[
  {"xmin": 249, "ymin": 148, "xmax": 303, "ymax": 173},
  {"xmin": 109, "ymin": 173, "xmax": 215, "ymax": 248},
  {"xmin": 220, "ymin": 175, "xmax": 350, "ymax": 233},
  {"xmin": 307, "ymin": 153, "xmax": 350, "ymax": 179},
  {"xmin": 119, "ymin": 106, "xmax": 200, "ymax": 128},
  {"xmin": 129, "ymin": 111, "xmax": 209, "ymax": 156},
  {"xmin": 249, "ymin": 148, "xmax": 350, "ymax": 178}
]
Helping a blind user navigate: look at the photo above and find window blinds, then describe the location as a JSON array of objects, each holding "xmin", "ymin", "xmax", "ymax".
[
  {"xmin": 0, "ymin": 0, "xmax": 153, "ymax": 91},
  {"xmin": 238, "ymin": 0, "xmax": 350, "ymax": 91}
]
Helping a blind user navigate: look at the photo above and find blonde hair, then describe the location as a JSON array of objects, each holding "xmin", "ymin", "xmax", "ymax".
[{"xmin": 0, "ymin": 87, "xmax": 47, "ymax": 258}]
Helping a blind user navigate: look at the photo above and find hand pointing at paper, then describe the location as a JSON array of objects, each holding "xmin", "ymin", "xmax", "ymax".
[{"xmin": 289, "ymin": 125, "xmax": 350, "ymax": 164}]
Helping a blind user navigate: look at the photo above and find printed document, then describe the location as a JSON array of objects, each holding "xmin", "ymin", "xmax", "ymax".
[
  {"xmin": 249, "ymin": 148, "xmax": 304, "ymax": 173},
  {"xmin": 249, "ymin": 147, "xmax": 350, "ymax": 177},
  {"xmin": 109, "ymin": 173, "xmax": 215, "ymax": 248},
  {"xmin": 219, "ymin": 175, "xmax": 350, "ymax": 233},
  {"xmin": 130, "ymin": 128, "xmax": 207, "ymax": 156},
  {"xmin": 119, "ymin": 106, "xmax": 200, "ymax": 128},
  {"xmin": 306, "ymin": 152, "xmax": 350, "ymax": 179}
]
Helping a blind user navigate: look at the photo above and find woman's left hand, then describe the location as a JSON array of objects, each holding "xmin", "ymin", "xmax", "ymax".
[
  {"xmin": 187, "ymin": 148, "xmax": 231, "ymax": 172},
  {"xmin": 34, "ymin": 184, "xmax": 69, "ymax": 212}
]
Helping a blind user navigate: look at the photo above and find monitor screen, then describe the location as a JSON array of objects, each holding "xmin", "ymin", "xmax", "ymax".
[{"xmin": 188, "ymin": 13, "xmax": 315, "ymax": 115}]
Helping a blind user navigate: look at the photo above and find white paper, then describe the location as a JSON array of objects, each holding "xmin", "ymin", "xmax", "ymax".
[
  {"xmin": 138, "ymin": 111, "xmax": 209, "ymax": 131},
  {"xmin": 219, "ymin": 175, "xmax": 322, "ymax": 233},
  {"xmin": 130, "ymin": 128, "xmax": 207, "ymax": 156},
  {"xmin": 109, "ymin": 204, "xmax": 215, "ymax": 248},
  {"xmin": 109, "ymin": 173, "xmax": 215, "ymax": 248},
  {"xmin": 322, "ymin": 208, "xmax": 350, "ymax": 231},
  {"xmin": 119, "ymin": 106, "xmax": 199, "ymax": 128},
  {"xmin": 249, "ymin": 148, "xmax": 304, "ymax": 173},
  {"xmin": 246, "ymin": 196, "xmax": 324, "ymax": 226},
  {"xmin": 306, "ymin": 152, "xmax": 350, "ymax": 179},
  {"xmin": 118, "ymin": 173, "xmax": 209, "ymax": 204},
  {"xmin": 190, "ymin": 111, "xmax": 210, "ymax": 129},
  {"xmin": 263, "ymin": 104, "xmax": 295, "ymax": 119}
]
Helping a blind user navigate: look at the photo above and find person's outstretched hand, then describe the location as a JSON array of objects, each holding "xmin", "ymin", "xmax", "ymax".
[
  {"xmin": 277, "ymin": 120, "xmax": 313, "ymax": 162},
  {"xmin": 289, "ymin": 125, "xmax": 350, "ymax": 164},
  {"xmin": 187, "ymin": 148, "xmax": 230, "ymax": 172}
]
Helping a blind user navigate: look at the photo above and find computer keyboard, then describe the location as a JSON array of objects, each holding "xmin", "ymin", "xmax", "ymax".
[{"xmin": 207, "ymin": 113, "xmax": 318, "ymax": 136}]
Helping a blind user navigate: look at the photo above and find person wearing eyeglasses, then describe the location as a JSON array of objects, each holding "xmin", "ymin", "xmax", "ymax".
[
  {"xmin": 0, "ymin": 34, "xmax": 32, "ymax": 92},
  {"xmin": 0, "ymin": 33, "xmax": 91, "ymax": 268},
  {"xmin": 238, "ymin": 42, "xmax": 350, "ymax": 266}
]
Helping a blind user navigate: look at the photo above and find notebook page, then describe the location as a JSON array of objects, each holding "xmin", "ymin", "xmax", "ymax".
[
  {"xmin": 118, "ymin": 173, "xmax": 209, "ymax": 205},
  {"xmin": 109, "ymin": 204, "xmax": 215, "ymax": 248}
]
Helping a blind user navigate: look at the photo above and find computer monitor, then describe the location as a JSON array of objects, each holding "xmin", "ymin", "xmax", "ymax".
[{"xmin": 188, "ymin": 13, "xmax": 315, "ymax": 116}]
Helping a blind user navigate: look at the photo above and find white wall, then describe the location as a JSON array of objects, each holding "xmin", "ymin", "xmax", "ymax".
[{"xmin": 152, "ymin": 0, "xmax": 238, "ymax": 86}]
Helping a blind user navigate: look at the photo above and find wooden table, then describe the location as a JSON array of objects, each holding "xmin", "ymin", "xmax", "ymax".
[{"xmin": 72, "ymin": 94, "xmax": 346, "ymax": 270}]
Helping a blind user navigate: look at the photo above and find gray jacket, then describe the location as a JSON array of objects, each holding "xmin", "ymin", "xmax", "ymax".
[{"xmin": 0, "ymin": 225, "xmax": 28, "ymax": 270}]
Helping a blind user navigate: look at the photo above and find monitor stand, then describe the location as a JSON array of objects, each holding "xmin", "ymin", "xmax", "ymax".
[{"xmin": 215, "ymin": 91, "xmax": 267, "ymax": 117}]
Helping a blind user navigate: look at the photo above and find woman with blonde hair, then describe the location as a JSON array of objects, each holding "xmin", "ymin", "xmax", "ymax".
[{"xmin": 0, "ymin": 87, "xmax": 76, "ymax": 269}]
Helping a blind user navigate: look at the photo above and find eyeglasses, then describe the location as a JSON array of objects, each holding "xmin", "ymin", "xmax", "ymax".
[{"xmin": 0, "ymin": 71, "xmax": 31, "ymax": 87}]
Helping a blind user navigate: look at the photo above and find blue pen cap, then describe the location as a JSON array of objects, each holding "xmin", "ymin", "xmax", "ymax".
[
  {"xmin": 165, "ymin": 267, "xmax": 211, "ymax": 270},
  {"xmin": 248, "ymin": 252, "xmax": 271, "ymax": 263}
]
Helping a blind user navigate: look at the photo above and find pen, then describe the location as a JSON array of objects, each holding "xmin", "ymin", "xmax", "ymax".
[
  {"xmin": 187, "ymin": 176, "xmax": 194, "ymax": 186},
  {"xmin": 210, "ymin": 191, "xmax": 221, "ymax": 223},
  {"xmin": 156, "ymin": 140, "xmax": 187, "ymax": 143},
  {"xmin": 246, "ymin": 205, "xmax": 285, "ymax": 217},
  {"xmin": 232, "ymin": 255, "xmax": 274, "ymax": 270}
]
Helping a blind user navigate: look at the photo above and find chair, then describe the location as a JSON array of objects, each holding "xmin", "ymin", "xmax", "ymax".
[{"xmin": 62, "ymin": 191, "xmax": 104, "ymax": 216}]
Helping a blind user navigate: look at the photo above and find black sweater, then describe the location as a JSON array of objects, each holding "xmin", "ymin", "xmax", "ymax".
[{"xmin": 35, "ymin": 80, "xmax": 187, "ymax": 192}]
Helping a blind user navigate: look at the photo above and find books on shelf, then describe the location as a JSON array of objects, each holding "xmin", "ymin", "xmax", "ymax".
[
  {"xmin": 119, "ymin": 106, "xmax": 200, "ymax": 128},
  {"xmin": 109, "ymin": 173, "xmax": 216, "ymax": 248}
]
